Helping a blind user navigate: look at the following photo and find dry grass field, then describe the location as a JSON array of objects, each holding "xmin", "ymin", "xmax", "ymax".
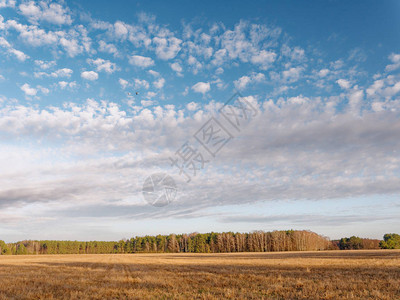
[{"xmin": 0, "ymin": 250, "xmax": 399, "ymax": 299}]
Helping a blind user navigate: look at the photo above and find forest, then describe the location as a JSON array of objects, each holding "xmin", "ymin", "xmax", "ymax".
[{"xmin": 0, "ymin": 230, "xmax": 397, "ymax": 255}]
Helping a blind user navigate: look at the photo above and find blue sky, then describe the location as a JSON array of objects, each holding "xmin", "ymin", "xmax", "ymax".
[{"xmin": 0, "ymin": 0, "xmax": 400, "ymax": 242}]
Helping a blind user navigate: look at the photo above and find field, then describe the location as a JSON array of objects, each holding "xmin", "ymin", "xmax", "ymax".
[{"xmin": 0, "ymin": 250, "xmax": 399, "ymax": 299}]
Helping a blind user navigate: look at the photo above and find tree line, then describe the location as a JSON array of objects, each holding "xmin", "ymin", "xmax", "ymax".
[
  {"xmin": 0, "ymin": 230, "xmax": 398, "ymax": 255},
  {"xmin": 332, "ymin": 236, "xmax": 381, "ymax": 250}
]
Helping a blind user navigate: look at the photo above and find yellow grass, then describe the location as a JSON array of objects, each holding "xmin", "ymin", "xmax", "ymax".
[{"xmin": 0, "ymin": 250, "xmax": 399, "ymax": 299}]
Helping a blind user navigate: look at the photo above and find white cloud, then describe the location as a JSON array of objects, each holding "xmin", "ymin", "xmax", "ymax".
[
  {"xmin": 87, "ymin": 58, "xmax": 118, "ymax": 73},
  {"xmin": 59, "ymin": 37, "xmax": 82, "ymax": 57},
  {"xmin": 37, "ymin": 85, "xmax": 49, "ymax": 95},
  {"xmin": 348, "ymin": 48, "xmax": 367, "ymax": 62},
  {"xmin": 319, "ymin": 69, "xmax": 329, "ymax": 77},
  {"xmin": 192, "ymin": 81, "xmax": 210, "ymax": 94},
  {"xmin": 153, "ymin": 77, "xmax": 165, "ymax": 89},
  {"xmin": 98, "ymin": 40, "xmax": 118, "ymax": 56},
  {"xmin": 141, "ymin": 100, "xmax": 154, "ymax": 107},
  {"xmin": 81, "ymin": 71, "xmax": 98, "ymax": 81},
  {"xmin": 53, "ymin": 68, "xmax": 73, "ymax": 78},
  {"xmin": 281, "ymin": 45, "xmax": 305, "ymax": 61},
  {"xmin": 366, "ymin": 75, "xmax": 400, "ymax": 100},
  {"xmin": 337, "ymin": 79, "xmax": 351, "ymax": 90},
  {"xmin": 348, "ymin": 87, "xmax": 364, "ymax": 114},
  {"xmin": 134, "ymin": 79, "xmax": 149, "ymax": 90},
  {"xmin": 211, "ymin": 49, "xmax": 227, "ymax": 66},
  {"xmin": 0, "ymin": 37, "xmax": 29, "ymax": 61},
  {"xmin": 250, "ymin": 50, "xmax": 277, "ymax": 69},
  {"xmin": 386, "ymin": 53, "xmax": 400, "ymax": 72},
  {"xmin": 281, "ymin": 67, "xmax": 303, "ymax": 83},
  {"xmin": 218, "ymin": 21, "xmax": 281, "ymax": 69},
  {"xmin": 6, "ymin": 20, "xmax": 59, "ymax": 47},
  {"xmin": 18, "ymin": 1, "xmax": 40, "ymax": 22},
  {"xmin": 187, "ymin": 55, "xmax": 202, "ymax": 74},
  {"xmin": 19, "ymin": 1, "xmax": 72, "ymax": 25},
  {"xmin": 20, "ymin": 83, "xmax": 37, "ymax": 96},
  {"xmin": 34, "ymin": 68, "xmax": 73, "ymax": 78},
  {"xmin": 34, "ymin": 60, "xmax": 56, "ymax": 70},
  {"xmin": 153, "ymin": 36, "xmax": 182, "ymax": 60},
  {"xmin": 170, "ymin": 62, "xmax": 183, "ymax": 75},
  {"xmin": 234, "ymin": 72, "xmax": 265, "ymax": 90},
  {"xmin": 234, "ymin": 76, "xmax": 251, "ymax": 90},
  {"xmin": 148, "ymin": 70, "xmax": 160, "ymax": 77},
  {"xmin": 9, "ymin": 48, "xmax": 29, "ymax": 61},
  {"xmin": 186, "ymin": 101, "xmax": 198, "ymax": 111},
  {"xmin": 58, "ymin": 81, "xmax": 76, "ymax": 89},
  {"xmin": 128, "ymin": 55, "xmax": 154, "ymax": 68},
  {"xmin": 114, "ymin": 21, "xmax": 128, "ymax": 39},
  {"xmin": 119, "ymin": 78, "xmax": 129, "ymax": 89},
  {"xmin": 0, "ymin": 0, "xmax": 15, "ymax": 8}
]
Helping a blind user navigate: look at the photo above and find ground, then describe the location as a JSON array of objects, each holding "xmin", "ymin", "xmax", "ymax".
[{"xmin": 0, "ymin": 250, "xmax": 399, "ymax": 299}]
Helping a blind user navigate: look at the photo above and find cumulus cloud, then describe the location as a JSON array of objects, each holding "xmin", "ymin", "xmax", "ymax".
[
  {"xmin": 218, "ymin": 21, "xmax": 281, "ymax": 70},
  {"xmin": 366, "ymin": 74, "xmax": 400, "ymax": 101},
  {"xmin": 282, "ymin": 67, "xmax": 303, "ymax": 83},
  {"xmin": 234, "ymin": 76, "xmax": 251, "ymax": 90},
  {"xmin": 170, "ymin": 62, "xmax": 183, "ymax": 75},
  {"xmin": 153, "ymin": 36, "xmax": 182, "ymax": 60},
  {"xmin": 34, "ymin": 59, "xmax": 56, "ymax": 70},
  {"xmin": 0, "ymin": 37, "xmax": 29, "ymax": 61},
  {"xmin": 58, "ymin": 81, "xmax": 76, "ymax": 89},
  {"xmin": 250, "ymin": 50, "xmax": 276, "ymax": 69},
  {"xmin": 319, "ymin": 69, "xmax": 329, "ymax": 77},
  {"xmin": 19, "ymin": 1, "xmax": 72, "ymax": 25},
  {"xmin": 8, "ymin": 48, "xmax": 29, "ymax": 61},
  {"xmin": 141, "ymin": 99, "xmax": 154, "ymax": 107},
  {"xmin": 37, "ymin": 85, "xmax": 49, "ymax": 95},
  {"xmin": 98, "ymin": 40, "xmax": 118, "ymax": 56},
  {"xmin": 148, "ymin": 70, "xmax": 160, "ymax": 77},
  {"xmin": 119, "ymin": 78, "xmax": 129, "ymax": 89},
  {"xmin": 59, "ymin": 37, "xmax": 82, "ymax": 57},
  {"xmin": 134, "ymin": 78, "xmax": 149, "ymax": 90},
  {"xmin": 128, "ymin": 55, "xmax": 154, "ymax": 68},
  {"xmin": 186, "ymin": 101, "xmax": 198, "ymax": 111},
  {"xmin": 35, "ymin": 68, "xmax": 73, "ymax": 78},
  {"xmin": 20, "ymin": 83, "xmax": 37, "ymax": 96},
  {"xmin": 337, "ymin": 79, "xmax": 351, "ymax": 90},
  {"xmin": 386, "ymin": 53, "xmax": 400, "ymax": 72},
  {"xmin": 87, "ymin": 58, "xmax": 118, "ymax": 73},
  {"xmin": 192, "ymin": 81, "xmax": 210, "ymax": 94},
  {"xmin": 281, "ymin": 45, "xmax": 305, "ymax": 61},
  {"xmin": 234, "ymin": 72, "xmax": 265, "ymax": 90},
  {"xmin": 6, "ymin": 19, "xmax": 59, "ymax": 47},
  {"xmin": 153, "ymin": 77, "xmax": 165, "ymax": 89},
  {"xmin": 0, "ymin": 0, "xmax": 15, "ymax": 8},
  {"xmin": 114, "ymin": 21, "xmax": 128, "ymax": 39},
  {"xmin": 81, "ymin": 71, "xmax": 98, "ymax": 81}
]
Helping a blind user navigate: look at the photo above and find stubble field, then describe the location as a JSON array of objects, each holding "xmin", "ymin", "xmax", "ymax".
[{"xmin": 0, "ymin": 250, "xmax": 399, "ymax": 299}]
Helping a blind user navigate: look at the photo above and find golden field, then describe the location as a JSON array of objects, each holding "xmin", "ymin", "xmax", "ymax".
[{"xmin": 0, "ymin": 250, "xmax": 399, "ymax": 299}]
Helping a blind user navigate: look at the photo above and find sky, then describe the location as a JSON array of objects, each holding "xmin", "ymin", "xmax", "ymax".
[{"xmin": 0, "ymin": 0, "xmax": 400, "ymax": 242}]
